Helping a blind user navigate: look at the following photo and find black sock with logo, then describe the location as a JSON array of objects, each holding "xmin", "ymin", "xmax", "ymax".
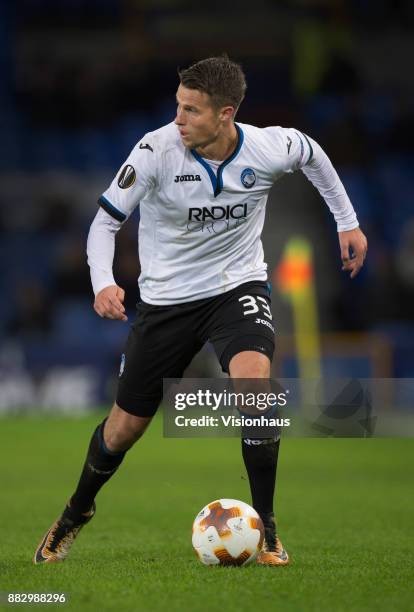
[
  {"xmin": 66, "ymin": 419, "xmax": 126, "ymax": 520},
  {"xmin": 241, "ymin": 437, "xmax": 280, "ymax": 549}
]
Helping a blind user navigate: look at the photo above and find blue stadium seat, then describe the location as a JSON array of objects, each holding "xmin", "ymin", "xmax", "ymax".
[
  {"xmin": 52, "ymin": 298, "xmax": 103, "ymax": 346},
  {"xmin": 375, "ymin": 155, "xmax": 414, "ymax": 245},
  {"xmin": 339, "ymin": 167, "xmax": 375, "ymax": 226},
  {"xmin": 52, "ymin": 298, "xmax": 129, "ymax": 351}
]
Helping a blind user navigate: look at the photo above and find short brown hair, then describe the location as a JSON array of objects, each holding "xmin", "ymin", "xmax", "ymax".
[{"xmin": 178, "ymin": 55, "xmax": 247, "ymax": 111}]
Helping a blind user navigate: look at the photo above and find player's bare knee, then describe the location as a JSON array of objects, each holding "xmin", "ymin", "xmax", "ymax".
[{"xmin": 229, "ymin": 351, "xmax": 271, "ymax": 379}]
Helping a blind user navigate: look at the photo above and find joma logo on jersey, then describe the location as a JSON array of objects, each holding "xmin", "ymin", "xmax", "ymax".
[
  {"xmin": 175, "ymin": 174, "xmax": 201, "ymax": 182},
  {"xmin": 188, "ymin": 203, "xmax": 248, "ymax": 221},
  {"xmin": 255, "ymin": 317, "xmax": 275, "ymax": 333}
]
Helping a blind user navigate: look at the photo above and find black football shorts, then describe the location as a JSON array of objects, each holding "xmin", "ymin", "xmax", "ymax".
[{"xmin": 116, "ymin": 280, "xmax": 275, "ymax": 417}]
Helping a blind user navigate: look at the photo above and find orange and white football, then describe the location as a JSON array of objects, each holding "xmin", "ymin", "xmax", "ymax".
[{"xmin": 192, "ymin": 498, "xmax": 264, "ymax": 566}]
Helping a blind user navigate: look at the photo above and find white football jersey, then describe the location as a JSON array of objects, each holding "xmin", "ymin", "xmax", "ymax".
[{"xmin": 95, "ymin": 121, "xmax": 357, "ymax": 305}]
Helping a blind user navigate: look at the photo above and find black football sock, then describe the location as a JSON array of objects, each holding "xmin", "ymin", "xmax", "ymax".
[
  {"xmin": 241, "ymin": 437, "xmax": 280, "ymax": 550},
  {"xmin": 66, "ymin": 418, "xmax": 127, "ymax": 520}
]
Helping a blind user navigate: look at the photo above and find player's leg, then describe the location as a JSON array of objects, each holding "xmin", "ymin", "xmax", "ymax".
[
  {"xmin": 104, "ymin": 401, "xmax": 152, "ymax": 451},
  {"xmin": 33, "ymin": 402, "xmax": 154, "ymax": 565},
  {"xmin": 67, "ymin": 402, "xmax": 152, "ymax": 515},
  {"xmin": 228, "ymin": 350, "xmax": 270, "ymax": 378},
  {"xmin": 34, "ymin": 300, "xmax": 203, "ymax": 564},
  {"xmin": 207, "ymin": 281, "xmax": 288, "ymax": 566},
  {"xmin": 229, "ymin": 351, "xmax": 288, "ymax": 566}
]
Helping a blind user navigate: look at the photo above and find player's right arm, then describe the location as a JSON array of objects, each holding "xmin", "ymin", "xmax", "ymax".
[
  {"xmin": 87, "ymin": 209, "xmax": 127, "ymax": 321},
  {"xmin": 86, "ymin": 136, "xmax": 157, "ymax": 321}
]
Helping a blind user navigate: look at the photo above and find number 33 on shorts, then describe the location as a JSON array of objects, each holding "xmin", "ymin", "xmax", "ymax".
[{"xmin": 238, "ymin": 295, "xmax": 273, "ymax": 319}]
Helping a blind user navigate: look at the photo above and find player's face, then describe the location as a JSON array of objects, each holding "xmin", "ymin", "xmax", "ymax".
[{"xmin": 175, "ymin": 84, "xmax": 232, "ymax": 149}]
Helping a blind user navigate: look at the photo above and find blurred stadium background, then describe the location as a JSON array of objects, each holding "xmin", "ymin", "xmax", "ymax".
[{"xmin": 1, "ymin": 0, "xmax": 414, "ymax": 413}]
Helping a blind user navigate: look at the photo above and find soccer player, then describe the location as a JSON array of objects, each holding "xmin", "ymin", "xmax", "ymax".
[{"xmin": 34, "ymin": 56, "xmax": 367, "ymax": 566}]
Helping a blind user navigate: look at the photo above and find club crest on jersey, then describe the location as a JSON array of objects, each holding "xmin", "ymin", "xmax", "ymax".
[
  {"xmin": 241, "ymin": 168, "xmax": 256, "ymax": 189},
  {"xmin": 118, "ymin": 165, "xmax": 136, "ymax": 189}
]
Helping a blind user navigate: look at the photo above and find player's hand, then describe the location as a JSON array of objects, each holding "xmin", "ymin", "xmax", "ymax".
[
  {"xmin": 338, "ymin": 227, "xmax": 368, "ymax": 279},
  {"xmin": 94, "ymin": 285, "xmax": 128, "ymax": 321}
]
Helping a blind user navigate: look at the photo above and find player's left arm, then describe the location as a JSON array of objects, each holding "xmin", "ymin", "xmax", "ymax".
[{"xmin": 281, "ymin": 128, "xmax": 368, "ymax": 278}]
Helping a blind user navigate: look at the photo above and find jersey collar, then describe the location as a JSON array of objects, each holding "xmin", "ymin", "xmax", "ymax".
[{"xmin": 190, "ymin": 124, "xmax": 244, "ymax": 198}]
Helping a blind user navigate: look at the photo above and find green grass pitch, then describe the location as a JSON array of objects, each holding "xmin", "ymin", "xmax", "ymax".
[{"xmin": 1, "ymin": 414, "xmax": 413, "ymax": 612}]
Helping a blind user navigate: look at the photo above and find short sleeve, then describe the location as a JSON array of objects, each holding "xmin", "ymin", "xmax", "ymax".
[
  {"xmin": 265, "ymin": 126, "xmax": 314, "ymax": 175},
  {"xmin": 98, "ymin": 135, "xmax": 157, "ymax": 222}
]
